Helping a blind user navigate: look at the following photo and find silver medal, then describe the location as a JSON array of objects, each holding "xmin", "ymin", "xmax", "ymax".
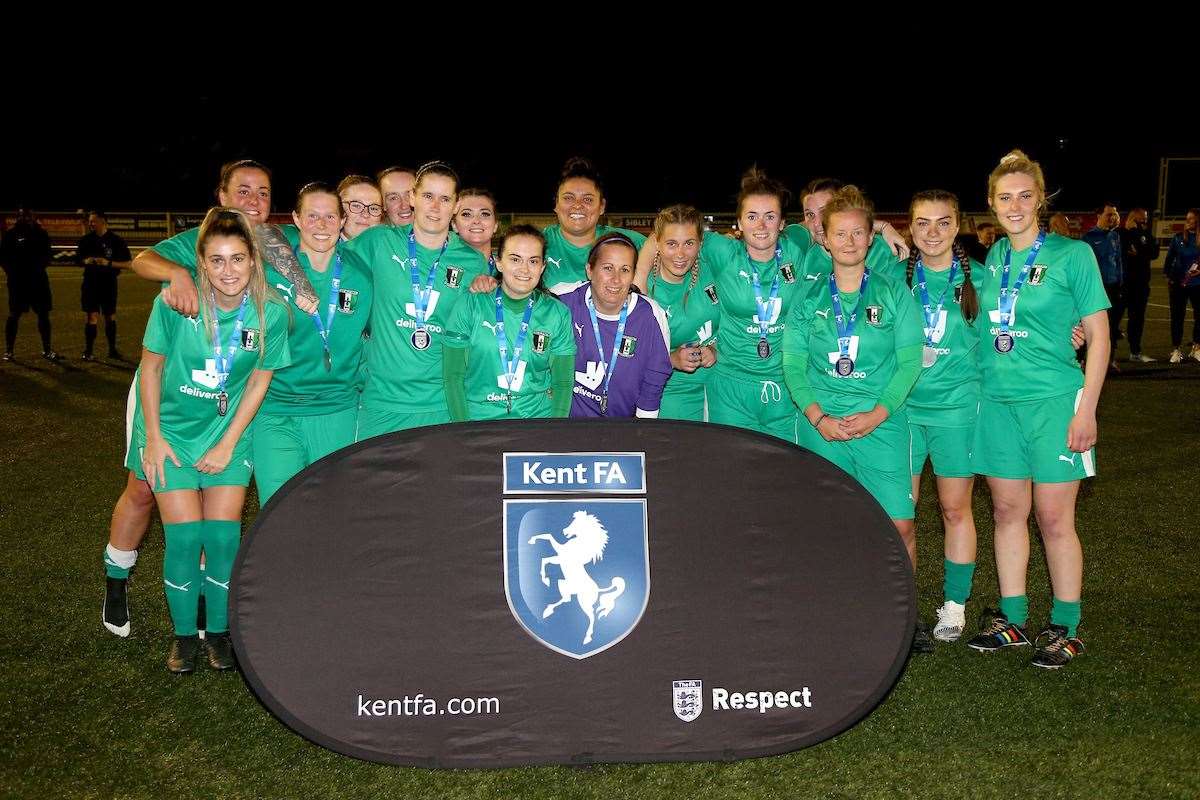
[
  {"xmin": 994, "ymin": 333, "xmax": 1014, "ymax": 354},
  {"xmin": 835, "ymin": 356, "xmax": 855, "ymax": 377},
  {"xmin": 411, "ymin": 329, "xmax": 431, "ymax": 350},
  {"xmin": 922, "ymin": 345, "xmax": 937, "ymax": 368},
  {"xmin": 216, "ymin": 392, "xmax": 229, "ymax": 417},
  {"xmin": 757, "ymin": 338, "xmax": 770, "ymax": 359}
]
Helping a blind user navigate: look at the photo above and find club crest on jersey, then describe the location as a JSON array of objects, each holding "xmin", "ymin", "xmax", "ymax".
[
  {"xmin": 337, "ymin": 289, "xmax": 358, "ymax": 313},
  {"xmin": 532, "ymin": 331, "xmax": 550, "ymax": 354},
  {"xmin": 781, "ymin": 263, "xmax": 796, "ymax": 283},
  {"xmin": 1028, "ymin": 265, "xmax": 1048, "ymax": 286},
  {"xmin": 240, "ymin": 328, "xmax": 260, "ymax": 351},
  {"xmin": 703, "ymin": 283, "xmax": 719, "ymax": 304},
  {"xmin": 445, "ymin": 266, "xmax": 464, "ymax": 288},
  {"xmin": 503, "ymin": 452, "xmax": 649, "ymax": 659},
  {"xmin": 866, "ymin": 306, "xmax": 884, "ymax": 326},
  {"xmin": 618, "ymin": 335, "xmax": 637, "ymax": 357}
]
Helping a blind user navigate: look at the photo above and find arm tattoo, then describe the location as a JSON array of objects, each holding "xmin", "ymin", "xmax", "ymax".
[{"xmin": 256, "ymin": 224, "xmax": 316, "ymax": 302}]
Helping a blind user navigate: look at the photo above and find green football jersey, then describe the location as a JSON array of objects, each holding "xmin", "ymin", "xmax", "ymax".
[
  {"xmin": 341, "ymin": 224, "xmax": 487, "ymax": 411},
  {"xmin": 137, "ymin": 295, "xmax": 290, "ymax": 465},
  {"xmin": 260, "ymin": 242, "xmax": 373, "ymax": 416},
  {"xmin": 645, "ymin": 257, "xmax": 722, "ymax": 392},
  {"xmin": 443, "ymin": 289, "xmax": 575, "ymax": 419},
  {"xmin": 704, "ymin": 231, "xmax": 812, "ymax": 380},
  {"xmin": 978, "ymin": 232, "xmax": 1109, "ymax": 402},
  {"xmin": 904, "ymin": 259, "xmax": 985, "ymax": 426},
  {"xmin": 542, "ymin": 224, "xmax": 647, "ymax": 287},
  {"xmin": 151, "ymin": 227, "xmax": 200, "ymax": 277},
  {"xmin": 783, "ymin": 269, "xmax": 924, "ymax": 417}
]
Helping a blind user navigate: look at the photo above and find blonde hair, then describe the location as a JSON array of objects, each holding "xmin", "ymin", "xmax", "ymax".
[
  {"xmin": 649, "ymin": 204, "xmax": 704, "ymax": 309},
  {"xmin": 194, "ymin": 207, "xmax": 274, "ymax": 363},
  {"xmin": 987, "ymin": 149, "xmax": 1047, "ymax": 213},
  {"xmin": 819, "ymin": 185, "xmax": 875, "ymax": 235}
]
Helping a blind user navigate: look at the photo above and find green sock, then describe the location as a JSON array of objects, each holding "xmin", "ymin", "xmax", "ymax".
[
  {"xmin": 200, "ymin": 520, "xmax": 242, "ymax": 634},
  {"xmin": 162, "ymin": 521, "xmax": 205, "ymax": 635},
  {"xmin": 1050, "ymin": 598, "xmax": 1081, "ymax": 638},
  {"xmin": 104, "ymin": 544, "xmax": 136, "ymax": 579},
  {"xmin": 998, "ymin": 594, "xmax": 1028, "ymax": 627},
  {"xmin": 942, "ymin": 559, "xmax": 976, "ymax": 605}
]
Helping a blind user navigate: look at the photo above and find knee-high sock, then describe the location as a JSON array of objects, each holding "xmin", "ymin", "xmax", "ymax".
[
  {"xmin": 201, "ymin": 520, "xmax": 242, "ymax": 634},
  {"xmin": 104, "ymin": 319, "xmax": 117, "ymax": 351},
  {"xmin": 84, "ymin": 323, "xmax": 97, "ymax": 355},
  {"xmin": 162, "ymin": 521, "xmax": 205, "ymax": 635},
  {"xmin": 36, "ymin": 311, "xmax": 51, "ymax": 352}
]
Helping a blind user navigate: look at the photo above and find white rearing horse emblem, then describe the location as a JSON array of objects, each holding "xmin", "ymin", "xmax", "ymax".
[{"xmin": 528, "ymin": 510, "xmax": 626, "ymax": 645}]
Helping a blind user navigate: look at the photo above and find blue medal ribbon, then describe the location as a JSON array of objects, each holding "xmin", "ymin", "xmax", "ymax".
[
  {"xmin": 828, "ymin": 270, "xmax": 870, "ymax": 373},
  {"xmin": 585, "ymin": 291, "xmax": 630, "ymax": 415},
  {"xmin": 494, "ymin": 288, "xmax": 536, "ymax": 413},
  {"xmin": 303, "ymin": 251, "xmax": 343, "ymax": 372},
  {"xmin": 408, "ymin": 232, "xmax": 450, "ymax": 332},
  {"xmin": 748, "ymin": 245, "xmax": 782, "ymax": 345},
  {"xmin": 915, "ymin": 258, "xmax": 959, "ymax": 347},
  {"xmin": 997, "ymin": 230, "xmax": 1046, "ymax": 336},
  {"xmin": 211, "ymin": 291, "xmax": 250, "ymax": 415}
]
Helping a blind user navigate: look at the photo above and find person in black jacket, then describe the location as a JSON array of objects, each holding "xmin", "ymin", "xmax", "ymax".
[
  {"xmin": 76, "ymin": 210, "xmax": 132, "ymax": 361},
  {"xmin": 1, "ymin": 208, "xmax": 58, "ymax": 361},
  {"xmin": 1119, "ymin": 208, "xmax": 1159, "ymax": 362}
]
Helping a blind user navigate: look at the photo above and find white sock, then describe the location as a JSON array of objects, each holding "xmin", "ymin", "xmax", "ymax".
[{"xmin": 105, "ymin": 544, "xmax": 138, "ymax": 570}]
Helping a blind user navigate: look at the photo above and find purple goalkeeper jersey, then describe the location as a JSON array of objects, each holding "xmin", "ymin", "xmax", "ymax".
[{"xmin": 555, "ymin": 283, "xmax": 673, "ymax": 418}]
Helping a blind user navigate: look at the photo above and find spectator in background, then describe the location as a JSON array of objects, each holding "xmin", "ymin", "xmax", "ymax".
[
  {"xmin": 1120, "ymin": 208, "xmax": 1159, "ymax": 363},
  {"xmin": 1049, "ymin": 213, "xmax": 1072, "ymax": 237},
  {"xmin": 1082, "ymin": 204, "xmax": 1124, "ymax": 369},
  {"xmin": 1, "ymin": 207, "xmax": 58, "ymax": 362},
  {"xmin": 1164, "ymin": 208, "xmax": 1200, "ymax": 363},
  {"xmin": 77, "ymin": 210, "xmax": 132, "ymax": 361},
  {"xmin": 967, "ymin": 221, "xmax": 996, "ymax": 263}
]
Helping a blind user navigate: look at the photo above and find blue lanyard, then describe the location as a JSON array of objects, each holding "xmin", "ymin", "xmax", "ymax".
[
  {"xmin": 828, "ymin": 270, "xmax": 870, "ymax": 358},
  {"xmin": 997, "ymin": 230, "xmax": 1046, "ymax": 333},
  {"xmin": 585, "ymin": 292, "xmax": 630, "ymax": 407},
  {"xmin": 211, "ymin": 291, "xmax": 250, "ymax": 395},
  {"xmin": 915, "ymin": 258, "xmax": 959, "ymax": 347},
  {"xmin": 408, "ymin": 232, "xmax": 450, "ymax": 330},
  {"xmin": 487, "ymin": 254, "xmax": 496, "ymax": 277},
  {"xmin": 303, "ymin": 251, "xmax": 343, "ymax": 371},
  {"xmin": 494, "ymin": 288, "xmax": 535, "ymax": 396},
  {"xmin": 749, "ymin": 245, "xmax": 782, "ymax": 339}
]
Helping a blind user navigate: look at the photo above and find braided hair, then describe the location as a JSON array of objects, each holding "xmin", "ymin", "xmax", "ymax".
[
  {"xmin": 907, "ymin": 189, "xmax": 979, "ymax": 324},
  {"xmin": 649, "ymin": 204, "xmax": 703, "ymax": 309}
]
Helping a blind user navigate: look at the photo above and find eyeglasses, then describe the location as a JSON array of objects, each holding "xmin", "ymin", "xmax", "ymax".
[{"xmin": 343, "ymin": 200, "xmax": 383, "ymax": 217}]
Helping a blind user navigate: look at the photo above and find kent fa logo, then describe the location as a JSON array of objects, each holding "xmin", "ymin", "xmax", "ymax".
[
  {"xmin": 241, "ymin": 328, "xmax": 260, "ymax": 351},
  {"xmin": 703, "ymin": 283, "xmax": 719, "ymax": 304},
  {"xmin": 503, "ymin": 453, "xmax": 649, "ymax": 659},
  {"xmin": 445, "ymin": 266, "xmax": 463, "ymax": 288},
  {"xmin": 532, "ymin": 331, "xmax": 549, "ymax": 354},
  {"xmin": 781, "ymin": 263, "xmax": 796, "ymax": 283},
  {"xmin": 338, "ymin": 289, "xmax": 358, "ymax": 313},
  {"xmin": 618, "ymin": 335, "xmax": 638, "ymax": 357},
  {"xmin": 1028, "ymin": 265, "xmax": 1048, "ymax": 286},
  {"xmin": 866, "ymin": 306, "xmax": 883, "ymax": 326},
  {"xmin": 673, "ymin": 680, "xmax": 703, "ymax": 723}
]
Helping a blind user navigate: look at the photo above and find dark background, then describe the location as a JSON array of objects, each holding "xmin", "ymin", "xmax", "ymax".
[{"xmin": 4, "ymin": 95, "xmax": 1197, "ymax": 215}]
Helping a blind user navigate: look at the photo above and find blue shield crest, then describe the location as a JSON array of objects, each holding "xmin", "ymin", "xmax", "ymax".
[{"xmin": 504, "ymin": 499, "xmax": 649, "ymax": 659}]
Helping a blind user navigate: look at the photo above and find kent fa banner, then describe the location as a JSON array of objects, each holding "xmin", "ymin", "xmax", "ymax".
[{"xmin": 231, "ymin": 420, "xmax": 914, "ymax": 768}]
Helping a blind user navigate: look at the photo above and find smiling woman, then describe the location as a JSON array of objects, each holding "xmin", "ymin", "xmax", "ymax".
[
  {"xmin": 442, "ymin": 225, "xmax": 576, "ymax": 420},
  {"xmin": 125, "ymin": 207, "xmax": 291, "ymax": 674},
  {"xmin": 250, "ymin": 182, "xmax": 374, "ymax": 504}
]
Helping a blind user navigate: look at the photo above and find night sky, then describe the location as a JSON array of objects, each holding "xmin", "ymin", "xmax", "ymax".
[{"xmin": 6, "ymin": 96, "xmax": 1197, "ymax": 216}]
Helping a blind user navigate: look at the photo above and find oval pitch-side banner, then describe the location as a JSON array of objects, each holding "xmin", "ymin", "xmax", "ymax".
[{"xmin": 231, "ymin": 420, "xmax": 914, "ymax": 768}]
